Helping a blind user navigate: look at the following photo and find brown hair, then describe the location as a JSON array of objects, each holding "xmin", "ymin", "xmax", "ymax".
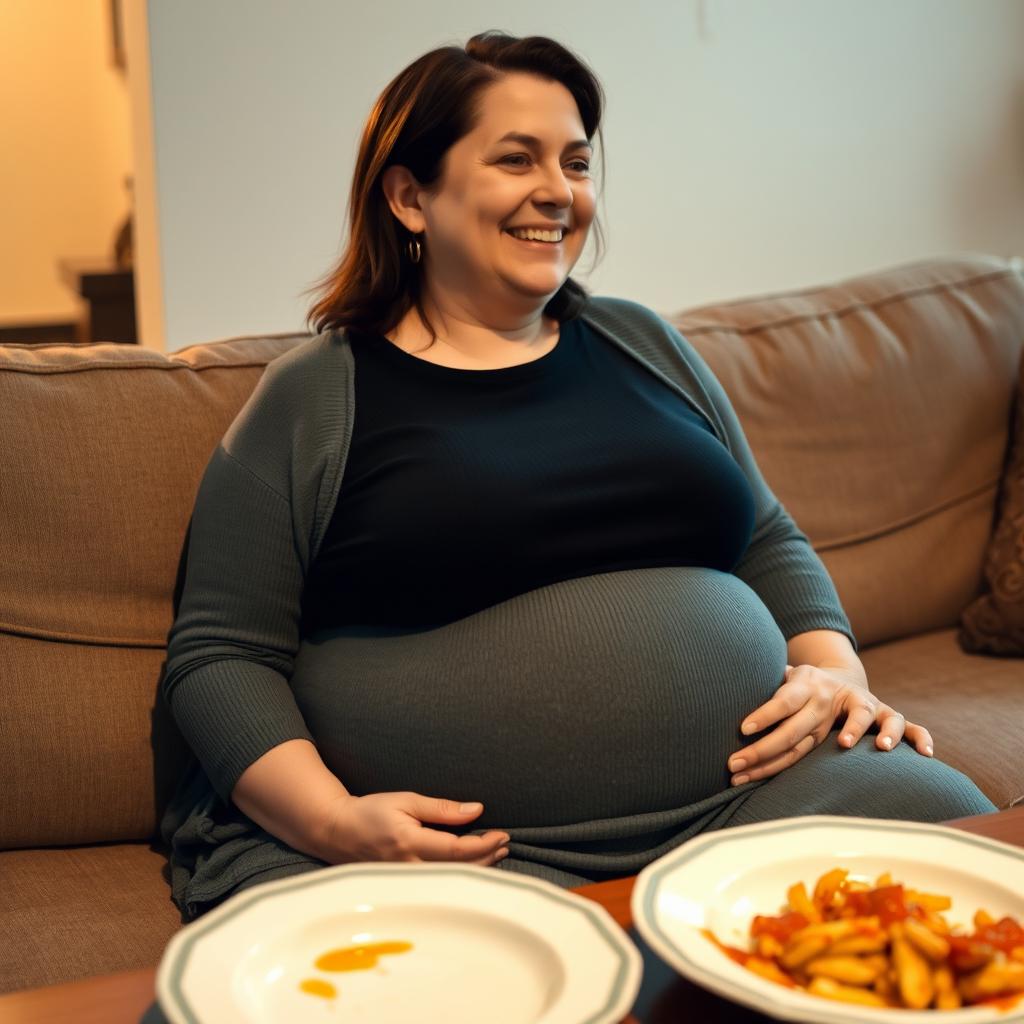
[{"xmin": 304, "ymin": 30, "xmax": 605, "ymax": 341}]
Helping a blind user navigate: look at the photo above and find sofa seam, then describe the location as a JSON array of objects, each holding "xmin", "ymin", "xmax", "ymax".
[
  {"xmin": 814, "ymin": 475, "xmax": 999, "ymax": 552},
  {"xmin": 676, "ymin": 267, "xmax": 1018, "ymax": 339},
  {"xmin": 0, "ymin": 622, "xmax": 167, "ymax": 649},
  {"xmin": 0, "ymin": 358, "xmax": 286, "ymax": 377}
]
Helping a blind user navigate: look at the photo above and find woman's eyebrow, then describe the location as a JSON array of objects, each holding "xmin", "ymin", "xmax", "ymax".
[{"xmin": 495, "ymin": 131, "xmax": 593, "ymax": 153}]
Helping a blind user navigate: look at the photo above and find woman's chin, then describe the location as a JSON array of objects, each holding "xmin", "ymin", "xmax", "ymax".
[{"xmin": 503, "ymin": 273, "xmax": 569, "ymax": 302}]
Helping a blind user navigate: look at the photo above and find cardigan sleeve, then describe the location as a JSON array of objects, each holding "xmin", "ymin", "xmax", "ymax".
[
  {"xmin": 162, "ymin": 367, "xmax": 316, "ymax": 803},
  {"xmin": 663, "ymin": 321, "xmax": 857, "ymax": 649}
]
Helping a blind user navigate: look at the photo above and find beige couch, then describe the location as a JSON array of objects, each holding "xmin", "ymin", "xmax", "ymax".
[{"xmin": 2, "ymin": 254, "xmax": 1022, "ymax": 994}]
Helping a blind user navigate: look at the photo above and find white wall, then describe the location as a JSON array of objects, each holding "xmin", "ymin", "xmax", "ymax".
[
  {"xmin": 129, "ymin": 0, "xmax": 1024, "ymax": 351},
  {"xmin": 0, "ymin": 1, "xmax": 133, "ymax": 326}
]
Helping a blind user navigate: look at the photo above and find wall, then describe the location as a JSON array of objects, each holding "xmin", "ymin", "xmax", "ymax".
[
  {"xmin": 0, "ymin": 0, "xmax": 133, "ymax": 326},
  {"xmin": 129, "ymin": 0, "xmax": 1024, "ymax": 350}
]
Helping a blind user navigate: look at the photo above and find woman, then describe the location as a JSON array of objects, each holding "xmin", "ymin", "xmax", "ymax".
[{"xmin": 160, "ymin": 31, "xmax": 993, "ymax": 921}]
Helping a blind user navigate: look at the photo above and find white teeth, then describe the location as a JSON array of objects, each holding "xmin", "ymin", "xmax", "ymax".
[{"xmin": 508, "ymin": 227, "xmax": 564, "ymax": 243}]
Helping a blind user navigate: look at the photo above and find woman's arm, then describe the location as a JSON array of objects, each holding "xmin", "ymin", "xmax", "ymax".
[
  {"xmin": 785, "ymin": 629, "xmax": 865, "ymax": 681},
  {"xmin": 232, "ymin": 738, "xmax": 510, "ymax": 866},
  {"xmin": 167, "ymin": 350, "xmax": 508, "ymax": 867},
  {"xmin": 231, "ymin": 738, "xmax": 352, "ymax": 862}
]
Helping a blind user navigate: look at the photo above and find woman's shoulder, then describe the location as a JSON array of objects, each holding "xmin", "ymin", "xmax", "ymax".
[
  {"xmin": 262, "ymin": 329, "xmax": 352, "ymax": 384},
  {"xmin": 582, "ymin": 294, "xmax": 666, "ymax": 329},
  {"xmin": 222, "ymin": 330, "xmax": 354, "ymax": 456},
  {"xmin": 581, "ymin": 294, "xmax": 698, "ymax": 360}
]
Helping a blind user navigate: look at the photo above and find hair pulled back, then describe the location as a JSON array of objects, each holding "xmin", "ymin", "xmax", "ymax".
[{"xmin": 305, "ymin": 30, "xmax": 605, "ymax": 340}]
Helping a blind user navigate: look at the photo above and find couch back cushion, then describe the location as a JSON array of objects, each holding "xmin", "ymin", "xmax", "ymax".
[
  {"xmin": 677, "ymin": 256, "xmax": 1024, "ymax": 647},
  {"xmin": 1, "ymin": 335, "xmax": 307, "ymax": 848}
]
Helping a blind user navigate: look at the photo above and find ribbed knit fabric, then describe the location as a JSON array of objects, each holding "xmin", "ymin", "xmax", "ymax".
[
  {"xmin": 159, "ymin": 297, "xmax": 991, "ymax": 922},
  {"xmin": 291, "ymin": 567, "xmax": 789, "ymax": 829}
]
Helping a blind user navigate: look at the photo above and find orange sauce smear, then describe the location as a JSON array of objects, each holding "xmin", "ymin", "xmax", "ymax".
[
  {"xmin": 299, "ymin": 978, "xmax": 337, "ymax": 1000},
  {"xmin": 299, "ymin": 940, "xmax": 414, "ymax": 1000},
  {"xmin": 701, "ymin": 928, "xmax": 797, "ymax": 988}
]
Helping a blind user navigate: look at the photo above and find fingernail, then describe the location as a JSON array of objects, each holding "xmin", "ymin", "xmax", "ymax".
[
  {"xmin": 730, "ymin": 758, "xmax": 747, "ymax": 772},
  {"xmin": 733, "ymin": 774, "xmax": 750, "ymax": 786},
  {"xmin": 496, "ymin": 848, "xmax": 510, "ymax": 860},
  {"xmin": 881, "ymin": 737, "xmax": 893, "ymax": 750},
  {"xmin": 459, "ymin": 802, "xmax": 482, "ymax": 813},
  {"xmin": 741, "ymin": 721, "xmax": 758, "ymax": 735},
  {"xmin": 841, "ymin": 733, "xmax": 853, "ymax": 746},
  {"xmin": 499, "ymin": 834, "xmax": 511, "ymax": 844},
  {"xmin": 925, "ymin": 745, "xmax": 934, "ymax": 757}
]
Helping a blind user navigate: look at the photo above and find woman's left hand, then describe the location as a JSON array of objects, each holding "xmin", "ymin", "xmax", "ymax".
[{"xmin": 728, "ymin": 663, "xmax": 934, "ymax": 786}]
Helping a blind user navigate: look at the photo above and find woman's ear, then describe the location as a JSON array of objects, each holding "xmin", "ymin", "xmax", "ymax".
[{"xmin": 381, "ymin": 165, "xmax": 426, "ymax": 234}]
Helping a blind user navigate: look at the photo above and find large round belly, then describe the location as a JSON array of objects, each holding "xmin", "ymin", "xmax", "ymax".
[{"xmin": 291, "ymin": 567, "xmax": 787, "ymax": 828}]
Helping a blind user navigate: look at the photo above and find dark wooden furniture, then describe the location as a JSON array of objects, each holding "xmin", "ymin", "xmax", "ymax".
[{"xmin": 58, "ymin": 260, "xmax": 137, "ymax": 344}]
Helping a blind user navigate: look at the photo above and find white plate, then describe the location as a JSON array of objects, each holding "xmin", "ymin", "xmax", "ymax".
[
  {"xmin": 157, "ymin": 862, "xmax": 641, "ymax": 1024},
  {"xmin": 632, "ymin": 816, "xmax": 1024, "ymax": 1023}
]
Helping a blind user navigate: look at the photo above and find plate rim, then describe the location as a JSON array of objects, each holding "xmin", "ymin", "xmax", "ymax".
[
  {"xmin": 157, "ymin": 861, "xmax": 642, "ymax": 1024},
  {"xmin": 631, "ymin": 815, "xmax": 1024, "ymax": 1024}
]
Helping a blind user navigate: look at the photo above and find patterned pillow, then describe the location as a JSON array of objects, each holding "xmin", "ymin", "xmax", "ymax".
[{"xmin": 959, "ymin": 359, "xmax": 1024, "ymax": 655}]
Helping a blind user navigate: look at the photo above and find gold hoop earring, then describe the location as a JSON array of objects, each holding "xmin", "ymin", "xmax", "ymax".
[{"xmin": 406, "ymin": 237, "xmax": 422, "ymax": 264}]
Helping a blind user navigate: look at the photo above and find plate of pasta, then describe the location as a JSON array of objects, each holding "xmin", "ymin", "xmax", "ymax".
[{"xmin": 632, "ymin": 816, "xmax": 1024, "ymax": 1022}]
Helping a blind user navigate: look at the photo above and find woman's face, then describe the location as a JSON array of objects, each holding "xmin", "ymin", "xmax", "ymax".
[{"xmin": 416, "ymin": 72, "xmax": 597, "ymax": 320}]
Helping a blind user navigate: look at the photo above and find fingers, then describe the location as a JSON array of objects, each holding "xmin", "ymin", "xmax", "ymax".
[
  {"xmin": 410, "ymin": 827, "xmax": 510, "ymax": 864},
  {"xmin": 876, "ymin": 710, "xmax": 932, "ymax": 754},
  {"xmin": 408, "ymin": 794, "xmax": 485, "ymax": 825},
  {"xmin": 837, "ymin": 701, "xmax": 876, "ymax": 748},
  {"xmin": 733, "ymin": 733, "xmax": 818, "ymax": 784},
  {"xmin": 471, "ymin": 846, "xmax": 511, "ymax": 868},
  {"xmin": 875, "ymin": 708, "xmax": 907, "ymax": 751},
  {"xmin": 399, "ymin": 794, "xmax": 510, "ymax": 863},
  {"xmin": 730, "ymin": 701, "xmax": 822, "ymax": 782},
  {"xmin": 738, "ymin": 668, "xmax": 803, "ymax": 736},
  {"xmin": 900, "ymin": 721, "xmax": 934, "ymax": 757}
]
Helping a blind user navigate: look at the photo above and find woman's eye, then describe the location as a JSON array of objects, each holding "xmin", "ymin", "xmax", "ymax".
[{"xmin": 499, "ymin": 155, "xmax": 590, "ymax": 173}]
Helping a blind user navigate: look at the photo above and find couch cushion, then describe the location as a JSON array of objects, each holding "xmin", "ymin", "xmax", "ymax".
[
  {"xmin": 0, "ymin": 633, "xmax": 189, "ymax": 849},
  {"xmin": 676, "ymin": 256, "xmax": 1024, "ymax": 647},
  {"xmin": 1, "ymin": 335, "xmax": 307, "ymax": 646},
  {"xmin": 0, "ymin": 335, "xmax": 307, "ymax": 848},
  {"xmin": 959, "ymin": 353, "xmax": 1024, "ymax": 654},
  {"xmin": 0, "ymin": 842, "xmax": 180, "ymax": 993},
  {"xmin": 859, "ymin": 628, "xmax": 1024, "ymax": 810}
]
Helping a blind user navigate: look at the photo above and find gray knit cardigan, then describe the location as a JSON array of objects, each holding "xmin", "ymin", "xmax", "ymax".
[{"xmin": 163, "ymin": 296, "xmax": 852, "ymax": 822}]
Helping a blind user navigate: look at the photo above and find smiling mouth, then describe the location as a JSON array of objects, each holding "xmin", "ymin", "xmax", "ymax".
[{"xmin": 504, "ymin": 227, "xmax": 567, "ymax": 244}]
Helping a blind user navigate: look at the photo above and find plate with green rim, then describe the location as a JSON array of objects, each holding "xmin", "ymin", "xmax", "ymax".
[{"xmin": 157, "ymin": 861, "xmax": 642, "ymax": 1024}]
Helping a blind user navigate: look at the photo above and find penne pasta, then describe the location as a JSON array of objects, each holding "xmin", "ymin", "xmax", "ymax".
[{"xmin": 707, "ymin": 867, "xmax": 1024, "ymax": 1012}]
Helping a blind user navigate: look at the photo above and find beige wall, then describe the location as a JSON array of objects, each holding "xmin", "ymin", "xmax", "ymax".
[
  {"xmin": 6, "ymin": 2, "xmax": 1023, "ymax": 348},
  {"xmin": 132, "ymin": 0, "xmax": 1024, "ymax": 352},
  {"xmin": 0, "ymin": 0, "xmax": 133, "ymax": 326}
]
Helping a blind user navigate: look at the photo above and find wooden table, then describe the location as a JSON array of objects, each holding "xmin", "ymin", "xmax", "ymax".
[{"xmin": 2, "ymin": 806, "xmax": 1022, "ymax": 1024}]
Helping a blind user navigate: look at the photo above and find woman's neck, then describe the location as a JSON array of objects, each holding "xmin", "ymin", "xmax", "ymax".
[{"xmin": 385, "ymin": 300, "xmax": 559, "ymax": 369}]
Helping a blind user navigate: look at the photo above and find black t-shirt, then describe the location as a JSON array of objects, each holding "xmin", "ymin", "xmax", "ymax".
[{"xmin": 301, "ymin": 317, "xmax": 756, "ymax": 633}]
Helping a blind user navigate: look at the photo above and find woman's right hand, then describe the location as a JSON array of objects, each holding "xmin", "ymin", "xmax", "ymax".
[{"xmin": 321, "ymin": 792, "xmax": 511, "ymax": 867}]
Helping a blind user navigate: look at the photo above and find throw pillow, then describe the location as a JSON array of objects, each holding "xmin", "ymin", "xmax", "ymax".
[{"xmin": 959, "ymin": 358, "xmax": 1024, "ymax": 655}]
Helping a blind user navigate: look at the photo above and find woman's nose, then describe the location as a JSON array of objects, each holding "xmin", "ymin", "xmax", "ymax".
[{"xmin": 533, "ymin": 165, "xmax": 574, "ymax": 208}]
